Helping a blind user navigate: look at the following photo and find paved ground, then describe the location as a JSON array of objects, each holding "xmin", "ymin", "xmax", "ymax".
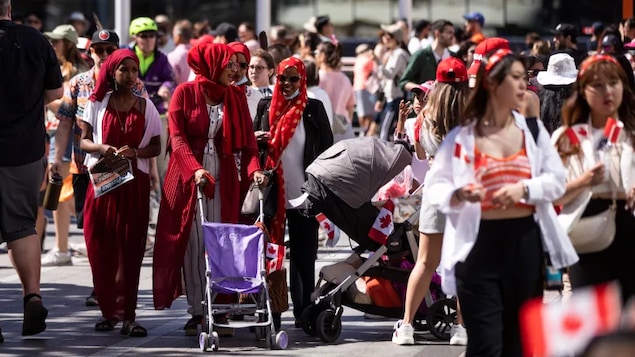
[{"xmin": 0, "ymin": 218, "xmax": 466, "ymax": 357}]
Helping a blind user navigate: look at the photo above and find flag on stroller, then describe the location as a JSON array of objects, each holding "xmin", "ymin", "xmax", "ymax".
[
  {"xmin": 316, "ymin": 213, "xmax": 340, "ymax": 248},
  {"xmin": 368, "ymin": 199, "xmax": 395, "ymax": 245},
  {"xmin": 520, "ymin": 282, "xmax": 622, "ymax": 357},
  {"xmin": 266, "ymin": 242, "xmax": 285, "ymax": 274}
]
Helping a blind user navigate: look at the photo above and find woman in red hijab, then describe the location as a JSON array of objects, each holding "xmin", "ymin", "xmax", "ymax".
[
  {"xmin": 228, "ymin": 41, "xmax": 262, "ymax": 121},
  {"xmin": 80, "ymin": 49, "xmax": 162, "ymax": 337},
  {"xmin": 152, "ymin": 42, "xmax": 265, "ymax": 336},
  {"xmin": 253, "ymin": 56, "xmax": 333, "ymax": 329}
]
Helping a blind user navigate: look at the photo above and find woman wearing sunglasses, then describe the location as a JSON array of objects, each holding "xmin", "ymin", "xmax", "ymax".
[
  {"xmin": 229, "ymin": 41, "xmax": 262, "ymax": 121},
  {"xmin": 153, "ymin": 42, "xmax": 266, "ymax": 336},
  {"xmin": 253, "ymin": 57, "xmax": 333, "ymax": 330}
]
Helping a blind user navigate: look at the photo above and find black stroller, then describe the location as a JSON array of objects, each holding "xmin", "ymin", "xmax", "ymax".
[{"xmin": 300, "ymin": 137, "xmax": 457, "ymax": 343}]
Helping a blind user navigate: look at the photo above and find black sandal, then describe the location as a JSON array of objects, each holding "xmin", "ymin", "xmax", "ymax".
[
  {"xmin": 121, "ymin": 321, "xmax": 147, "ymax": 337},
  {"xmin": 95, "ymin": 318, "xmax": 118, "ymax": 331},
  {"xmin": 22, "ymin": 294, "xmax": 48, "ymax": 336}
]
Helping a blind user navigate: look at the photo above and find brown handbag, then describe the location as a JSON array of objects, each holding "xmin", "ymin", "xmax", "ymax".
[{"xmin": 266, "ymin": 268, "xmax": 289, "ymax": 313}]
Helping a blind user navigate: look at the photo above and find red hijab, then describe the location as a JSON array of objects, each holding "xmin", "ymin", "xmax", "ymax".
[
  {"xmin": 90, "ymin": 49, "xmax": 139, "ymax": 102},
  {"xmin": 187, "ymin": 42, "xmax": 253, "ymax": 156},
  {"xmin": 228, "ymin": 42, "xmax": 250, "ymax": 63},
  {"xmin": 266, "ymin": 56, "xmax": 308, "ymax": 244}
]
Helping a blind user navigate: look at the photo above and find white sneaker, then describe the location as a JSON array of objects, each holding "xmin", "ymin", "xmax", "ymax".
[
  {"xmin": 392, "ymin": 320, "xmax": 414, "ymax": 345},
  {"xmin": 41, "ymin": 249, "xmax": 72, "ymax": 266},
  {"xmin": 450, "ymin": 324, "xmax": 468, "ymax": 346}
]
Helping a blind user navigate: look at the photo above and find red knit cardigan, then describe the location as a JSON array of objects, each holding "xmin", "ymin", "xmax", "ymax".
[{"xmin": 153, "ymin": 82, "xmax": 260, "ymax": 310}]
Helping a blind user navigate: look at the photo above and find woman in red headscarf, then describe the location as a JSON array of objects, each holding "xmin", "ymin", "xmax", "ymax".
[
  {"xmin": 253, "ymin": 57, "xmax": 333, "ymax": 329},
  {"xmin": 80, "ymin": 49, "xmax": 162, "ymax": 337},
  {"xmin": 152, "ymin": 42, "xmax": 266, "ymax": 336},
  {"xmin": 228, "ymin": 41, "xmax": 263, "ymax": 121}
]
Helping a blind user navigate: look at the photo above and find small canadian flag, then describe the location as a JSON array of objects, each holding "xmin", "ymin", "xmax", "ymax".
[
  {"xmin": 316, "ymin": 213, "xmax": 340, "ymax": 248},
  {"xmin": 265, "ymin": 242, "xmax": 285, "ymax": 274},
  {"xmin": 520, "ymin": 282, "xmax": 622, "ymax": 357},
  {"xmin": 368, "ymin": 199, "xmax": 395, "ymax": 244},
  {"xmin": 603, "ymin": 117, "xmax": 623, "ymax": 144}
]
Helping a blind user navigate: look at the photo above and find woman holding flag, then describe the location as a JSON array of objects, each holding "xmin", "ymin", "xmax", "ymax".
[
  {"xmin": 425, "ymin": 49, "xmax": 578, "ymax": 356},
  {"xmin": 552, "ymin": 54, "xmax": 635, "ymax": 305}
]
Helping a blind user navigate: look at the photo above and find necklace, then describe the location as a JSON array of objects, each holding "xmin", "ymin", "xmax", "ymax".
[{"xmin": 112, "ymin": 95, "xmax": 136, "ymax": 132}]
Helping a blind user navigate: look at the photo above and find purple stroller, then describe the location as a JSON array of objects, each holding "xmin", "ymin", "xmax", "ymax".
[{"xmin": 196, "ymin": 186, "xmax": 288, "ymax": 352}]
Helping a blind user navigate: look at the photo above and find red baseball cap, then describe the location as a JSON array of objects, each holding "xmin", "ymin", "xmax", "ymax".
[
  {"xmin": 436, "ymin": 57, "xmax": 468, "ymax": 83},
  {"xmin": 468, "ymin": 37, "xmax": 510, "ymax": 76}
]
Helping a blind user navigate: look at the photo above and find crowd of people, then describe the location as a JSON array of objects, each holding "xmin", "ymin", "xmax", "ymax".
[{"xmin": 1, "ymin": 0, "xmax": 635, "ymax": 354}]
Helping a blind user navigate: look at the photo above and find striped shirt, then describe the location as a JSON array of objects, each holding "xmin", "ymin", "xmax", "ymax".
[{"xmin": 475, "ymin": 145, "xmax": 532, "ymax": 211}]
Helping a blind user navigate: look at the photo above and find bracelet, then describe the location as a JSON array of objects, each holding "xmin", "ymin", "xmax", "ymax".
[{"xmin": 523, "ymin": 183, "xmax": 530, "ymax": 200}]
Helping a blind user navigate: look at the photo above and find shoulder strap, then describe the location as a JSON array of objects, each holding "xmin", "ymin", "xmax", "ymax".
[{"xmin": 526, "ymin": 116, "xmax": 539, "ymax": 143}]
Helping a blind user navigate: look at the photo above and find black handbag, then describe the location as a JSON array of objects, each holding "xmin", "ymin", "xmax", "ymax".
[{"xmin": 241, "ymin": 169, "xmax": 278, "ymax": 217}]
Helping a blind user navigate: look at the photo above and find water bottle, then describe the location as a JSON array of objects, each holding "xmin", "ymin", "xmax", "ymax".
[{"xmin": 43, "ymin": 173, "xmax": 63, "ymax": 211}]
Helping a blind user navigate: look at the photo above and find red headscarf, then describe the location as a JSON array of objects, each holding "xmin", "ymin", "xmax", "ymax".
[
  {"xmin": 90, "ymin": 49, "xmax": 139, "ymax": 102},
  {"xmin": 266, "ymin": 56, "xmax": 308, "ymax": 244},
  {"xmin": 187, "ymin": 42, "xmax": 253, "ymax": 156},
  {"xmin": 228, "ymin": 41, "xmax": 251, "ymax": 63}
]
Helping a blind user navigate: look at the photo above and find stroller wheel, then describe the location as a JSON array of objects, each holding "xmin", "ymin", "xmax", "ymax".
[
  {"xmin": 199, "ymin": 332, "xmax": 210, "ymax": 352},
  {"xmin": 426, "ymin": 298, "xmax": 457, "ymax": 341},
  {"xmin": 211, "ymin": 331, "xmax": 219, "ymax": 352},
  {"xmin": 316, "ymin": 309, "xmax": 341, "ymax": 343},
  {"xmin": 275, "ymin": 330, "xmax": 289, "ymax": 350},
  {"xmin": 300, "ymin": 305, "xmax": 318, "ymax": 337}
]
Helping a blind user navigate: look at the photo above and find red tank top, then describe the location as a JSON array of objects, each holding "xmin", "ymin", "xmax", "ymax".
[{"xmin": 475, "ymin": 142, "xmax": 533, "ymax": 211}]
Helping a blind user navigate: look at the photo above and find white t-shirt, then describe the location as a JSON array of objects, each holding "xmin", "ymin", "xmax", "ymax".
[{"xmin": 282, "ymin": 119, "xmax": 307, "ymax": 209}]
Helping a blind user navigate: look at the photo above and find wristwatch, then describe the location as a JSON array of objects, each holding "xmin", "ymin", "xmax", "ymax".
[{"xmin": 522, "ymin": 183, "xmax": 530, "ymax": 200}]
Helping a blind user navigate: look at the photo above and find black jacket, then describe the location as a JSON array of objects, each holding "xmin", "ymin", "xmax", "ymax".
[{"xmin": 253, "ymin": 97, "xmax": 334, "ymax": 170}]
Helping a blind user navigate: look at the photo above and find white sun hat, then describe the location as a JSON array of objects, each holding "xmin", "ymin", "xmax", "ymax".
[{"xmin": 537, "ymin": 53, "xmax": 578, "ymax": 86}]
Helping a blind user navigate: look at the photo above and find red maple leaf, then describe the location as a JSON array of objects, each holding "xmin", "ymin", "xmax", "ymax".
[
  {"xmin": 268, "ymin": 245, "xmax": 276, "ymax": 255},
  {"xmin": 578, "ymin": 127, "xmax": 587, "ymax": 137},
  {"xmin": 379, "ymin": 214, "xmax": 392, "ymax": 229},
  {"xmin": 324, "ymin": 222, "xmax": 331, "ymax": 231}
]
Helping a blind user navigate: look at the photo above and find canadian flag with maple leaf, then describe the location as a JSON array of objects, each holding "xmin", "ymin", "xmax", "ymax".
[
  {"xmin": 520, "ymin": 282, "xmax": 622, "ymax": 357},
  {"xmin": 368, "ymin": 199, "xmax": 395, "ymax": 244},
  {"xmin": 265, "ymin": 242, "xmax": 285, "ymax": 274},
  {"xmin": 316, "ymin": 213, "xmax": 340, "ymax": 248}
]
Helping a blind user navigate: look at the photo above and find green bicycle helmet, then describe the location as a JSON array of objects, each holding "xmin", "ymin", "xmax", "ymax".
[{"xmin": 129, "ymin": 17, "xmax": 158, "ymax": 36}]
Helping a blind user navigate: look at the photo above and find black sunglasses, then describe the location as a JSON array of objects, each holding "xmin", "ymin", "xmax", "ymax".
[
  {"xmin": 527, "ymin": 69, "xmax": 541, "ymax": 77},
  {"xmin": 239, "ymin": 62, "xmax": 248, "ymax": 69},
  {"xmin": 92, "ymin": 47, "xmax": 117, "ymax": 56},
  {"xmin": 277, "ymin": 75, "xmax": 301, "ymax": 83},
  {"xmin": 137, "ymin": 32, "xmax": 157, "ymax": 39}
]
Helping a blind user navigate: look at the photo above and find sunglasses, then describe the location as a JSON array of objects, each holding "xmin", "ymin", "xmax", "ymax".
[
  {"xmin": 527, "ymin": 69, "xmax": 541, "ymax": 77},
  {"xmin": 137, "ymin": 32, "xmax": 157, "ymax": 39},
  {"xmin": 277, "ymin": 75, "xmax": 301, "ymax": 83},
  {"xmin": 249, "ymin": 65, "xmax": 267, "ymax": 72},
  {"xmin": 92, "ymin": 46, "xmax": 117, "ymax": 56},
  {"xmin": 239, "ymin": 62, "xmax": 248, "ymax": 70}
]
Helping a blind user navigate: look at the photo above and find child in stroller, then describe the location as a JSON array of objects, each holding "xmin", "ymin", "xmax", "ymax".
[{"xmin": 298, "ymin": 137, "xmax": 457, "ymax": 343}]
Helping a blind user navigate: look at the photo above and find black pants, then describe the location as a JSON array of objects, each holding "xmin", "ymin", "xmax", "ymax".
[
  {"xmin": 569, "ymin": 199, "xmax": 635, "ymax": 305},
  {"xmin": 72, "ymin": 174, "xmax": 89, "ymax": 229},
  {"xmin": 287, "ymin": 209, "xmax": 319, "ymax": 320},
  {"xmin": 455, "ymin": 216, "xmax": 543, "ymax": 357}
]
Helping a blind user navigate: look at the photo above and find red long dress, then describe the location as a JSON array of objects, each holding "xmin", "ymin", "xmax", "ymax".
[{"xmin": 83, "ymin": 105, "xmax": 151, "ymax": 322}]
